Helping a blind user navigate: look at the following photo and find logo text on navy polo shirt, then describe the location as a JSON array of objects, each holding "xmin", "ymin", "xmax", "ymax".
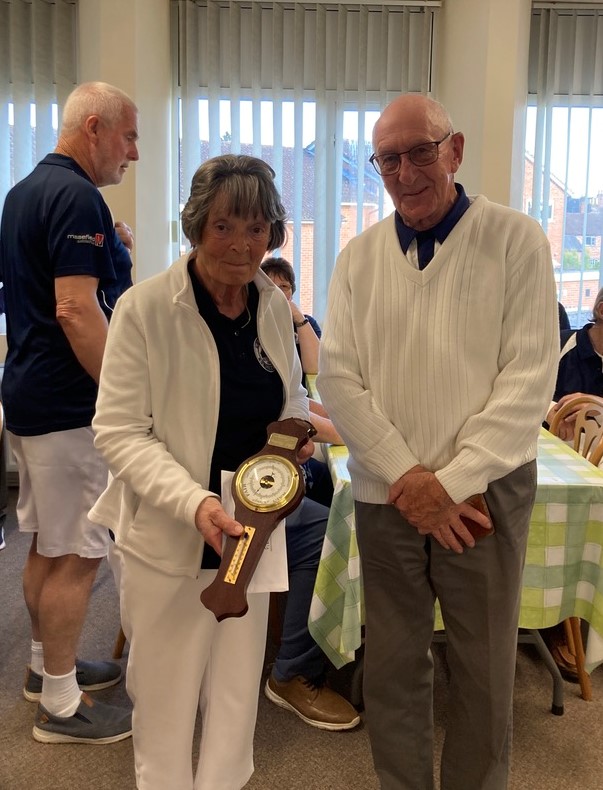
[{"xmin": 66, "ymin": 233, "xmax": 105, "ymax": 247}]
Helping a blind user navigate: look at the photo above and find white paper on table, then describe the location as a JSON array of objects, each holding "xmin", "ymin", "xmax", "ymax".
[{"xmin": 221, "ymin": 470, "xmax": 289, "ymax": 593}]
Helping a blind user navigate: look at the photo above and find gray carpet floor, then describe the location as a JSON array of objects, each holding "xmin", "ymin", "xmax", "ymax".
[{"xmin": 1, "ymin": 487, "xmax": 603, "ymax": 790}]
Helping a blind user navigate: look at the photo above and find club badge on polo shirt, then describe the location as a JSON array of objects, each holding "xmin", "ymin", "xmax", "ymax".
[{"xmin": 66, "ymin": 232, "xmax": 105, "ymax": 247}]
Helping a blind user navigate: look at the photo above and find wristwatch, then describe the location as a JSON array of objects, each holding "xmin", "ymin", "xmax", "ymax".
[
  {"xmin": 200, "ymin": 416, "xmax": 316, "ymax": 621},
  {"xmin": 294, "ymin": 317, "xmax": 309, "ymax": 328}
]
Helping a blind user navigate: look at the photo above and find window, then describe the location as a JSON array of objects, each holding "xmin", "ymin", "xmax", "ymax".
[
  {"xmin": 0, "ymin": 0, "xmax": 76, "ymax": 338},
  {"xmin": 177, "ymin": 97, "xmax": 393, "ymax": 313},
  {"xmin": 172, "ymin": 0, "xmax": 438, "ymax": 320},
  {"xmin": 0, "ymin": 0, "xmax": 77, "ymax": 207},
  {"xmin": 525, "ymin": 198, "xmax": 554, "ymax": 221},
  {"xmin": 526, "ymin": 6, "xmax": 603, "ymax": 328}
]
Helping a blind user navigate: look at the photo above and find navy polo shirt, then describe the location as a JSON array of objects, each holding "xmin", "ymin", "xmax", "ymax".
[
  {"xmin": 188, "ymin": 263, "xmax": 284, "ymax": 568},
  {"xmin": 0, "ymin": 154, "xmax": 132, "ymax": 435},
  {"xmin": 187, "ymin": 263, "xmax": 284, "ymax": 496}
]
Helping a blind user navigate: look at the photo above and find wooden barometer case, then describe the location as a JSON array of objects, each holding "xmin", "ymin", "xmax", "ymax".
[{"xmin": 200, "ymin": 417, "xmax": 316, "ymax": 621}]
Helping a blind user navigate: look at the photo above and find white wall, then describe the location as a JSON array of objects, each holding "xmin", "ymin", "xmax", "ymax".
[
  {"xmin": 74, "ymin": 0, "xmax": 534, "ymax": 281},
  {"xmin": 77, "ymin": 0, "xmax": 173, "ymax": 282},
  {"xmin": 435, "ymin": 0, "xmax": 532, "ymax": 208}
]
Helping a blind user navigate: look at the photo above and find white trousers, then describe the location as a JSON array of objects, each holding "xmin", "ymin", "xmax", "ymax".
[{"xmin": 119, "ymin": 550, "xmax": 269, "ymax": 790}]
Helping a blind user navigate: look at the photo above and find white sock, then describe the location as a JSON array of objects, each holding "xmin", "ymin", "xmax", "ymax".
[
  {"xmin": 30, "ymin": 640, "xmax": 44, "ymax": 675},
  {"xmin": 40, "ymin": 667, "xmax": 81, "ymax": 717}
]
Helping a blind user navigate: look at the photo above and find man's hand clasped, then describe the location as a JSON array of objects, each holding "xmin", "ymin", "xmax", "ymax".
[{"xmin": 387, "ymin": 465, "xmax": 492, "ymax": 553}]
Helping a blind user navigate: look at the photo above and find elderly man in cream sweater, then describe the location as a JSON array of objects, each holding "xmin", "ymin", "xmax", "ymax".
[{"xmin": 318, "ymin": 94, "xmax": 559, "ymax": 790}]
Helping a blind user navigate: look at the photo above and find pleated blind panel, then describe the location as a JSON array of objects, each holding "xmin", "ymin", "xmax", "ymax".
[
  {"xmin": 526, "ymin": 5, "xmax": 603, "ymax": 328},
  {"xmin": 176, "ymin": 1, "xmax": 435, "ymax": 95},
  {"xmin": 528, "ymin": 7, "xmax": 603, "ymax": 101},
  {"xmin": 0, "ymin": 0, "xmax": 77, "ymax": 204}
]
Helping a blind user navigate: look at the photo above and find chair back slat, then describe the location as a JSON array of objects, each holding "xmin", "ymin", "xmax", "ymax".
[{"xmin": 549, "ymin": 394, "xmax": 603, "ymax": 465}]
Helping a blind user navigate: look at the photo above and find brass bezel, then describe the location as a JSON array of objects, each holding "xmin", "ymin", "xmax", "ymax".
[{"xmin": 234, "ymin": 454, "xmax": 299, "ymax": 512}]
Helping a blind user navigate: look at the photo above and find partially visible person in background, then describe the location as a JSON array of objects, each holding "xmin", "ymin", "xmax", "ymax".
[
  {"xmin": 261, "ymin": 257, "xmax": 321, "ymax": 378},
  {"xmin": 259, "ymin": 260, "xmax": 357, "ymax": 727},
  {"xmin": 0, "ymin": 81, "xmax": 138, "ymax": 744},
  {"xmin": 0, "ymin": 283, "xmax": 6, "ymax": 552},
  {"xmin": 542, "ymin": 288, "xmax": 603, "ymax": 680},
  {"xmin": 558, "ymin": 301, "xmax": 571, "ymax": 333},
  {"xmin": 259, "ymin": 258, "xmax": 357, "ymax": 726},
  {"xmin": 0, "ymin": 400, "xmax": 6, "ymax": 552},
  {"xmin": 261, "ymin": 256, "xmax": 340, "ymax": 507},
  {"xmin": 263, "ymin": 489, "xmax": 359, "ymax": 732},
  {"xmin": 546, "ymin": 287, "xmax": 603, "ymax": 441}
]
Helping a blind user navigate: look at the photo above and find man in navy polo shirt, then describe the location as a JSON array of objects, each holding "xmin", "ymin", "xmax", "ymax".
[{"xmin": 0, "ymin": 81, "xmax": 138, "ymax": 745}]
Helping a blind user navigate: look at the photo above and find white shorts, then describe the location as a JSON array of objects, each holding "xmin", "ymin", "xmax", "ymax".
[{"xmin": 10, "ymin": 427, "xmax": 110, "ymax": 558}]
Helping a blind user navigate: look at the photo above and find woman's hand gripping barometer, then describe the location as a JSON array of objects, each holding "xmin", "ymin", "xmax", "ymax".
[{"xmin": 200, "ymin": 417, "xmax": 316, "ymax": 620}]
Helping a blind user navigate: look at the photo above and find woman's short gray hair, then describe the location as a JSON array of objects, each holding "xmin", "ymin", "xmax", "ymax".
[
  {"xmin": 61, "ymin": 82, "xmax": 137, "ymax": 135},
  {"xmin": 181, "ymin": 155, "xmax": 287, "ymax": 250}
]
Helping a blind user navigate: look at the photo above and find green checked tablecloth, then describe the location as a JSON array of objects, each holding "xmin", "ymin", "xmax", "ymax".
[
  {"xmin": 308, "ymin": 445, "xmax": 361, "ymax": 668},
  {"xmin": 308, "ymin": 428, "xmax": 603, "ymax": 672}
]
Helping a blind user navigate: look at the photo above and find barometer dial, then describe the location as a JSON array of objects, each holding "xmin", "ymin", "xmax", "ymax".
[{"xmin": 235, "ymin": 454, "xmax": 299, "ymax": 512}]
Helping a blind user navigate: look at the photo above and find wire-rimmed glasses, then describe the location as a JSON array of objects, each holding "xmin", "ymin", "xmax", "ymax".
[{"xmin": 369, "ymin": 132, "xmax": 453, "ymax": 176}]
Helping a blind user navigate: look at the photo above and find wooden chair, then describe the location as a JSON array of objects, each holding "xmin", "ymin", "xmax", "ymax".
[
  {"xmin": 549, "ymin": 394, "xmax": 603, "ymax": 466},
  {"xmin": 547, "ymin": 394, "xmax": 603, "ymax": 701}
]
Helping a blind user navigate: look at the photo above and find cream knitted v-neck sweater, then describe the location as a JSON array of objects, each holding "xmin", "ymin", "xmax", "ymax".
[{"xmin": 318, "ymin": 195, "xmax": 559, "ymax": 505}]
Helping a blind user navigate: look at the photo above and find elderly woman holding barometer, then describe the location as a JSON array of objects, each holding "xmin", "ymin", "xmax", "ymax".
[{"xmin": 89, "ymin": 155, "xmax": 315, "ymax": 790}]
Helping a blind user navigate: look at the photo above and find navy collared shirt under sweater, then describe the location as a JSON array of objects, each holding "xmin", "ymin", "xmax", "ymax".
[{"xmin": 395, "ymin": 182, "xmax": 471, "ymax": 268}]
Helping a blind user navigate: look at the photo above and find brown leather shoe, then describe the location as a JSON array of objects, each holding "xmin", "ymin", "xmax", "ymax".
[
  {"xmin": 543, "ymin": 624, "xmax": 579, "ymax": 683},
  {"xmin": 265, "ymin": 674, "xmax": 360, "ymax": 731}
]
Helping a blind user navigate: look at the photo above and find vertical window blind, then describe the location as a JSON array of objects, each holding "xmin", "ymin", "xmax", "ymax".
[
  {"xmin": 173, "ymin": 0, "xmax": 440, "ymax": 319},
  {"xmin": 526, "ymin": 4, "xmax": 603, "ymax": 326},
  {"xmin": 0, "ymin": 0, "xmax": 77, "ymax": 208}
]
